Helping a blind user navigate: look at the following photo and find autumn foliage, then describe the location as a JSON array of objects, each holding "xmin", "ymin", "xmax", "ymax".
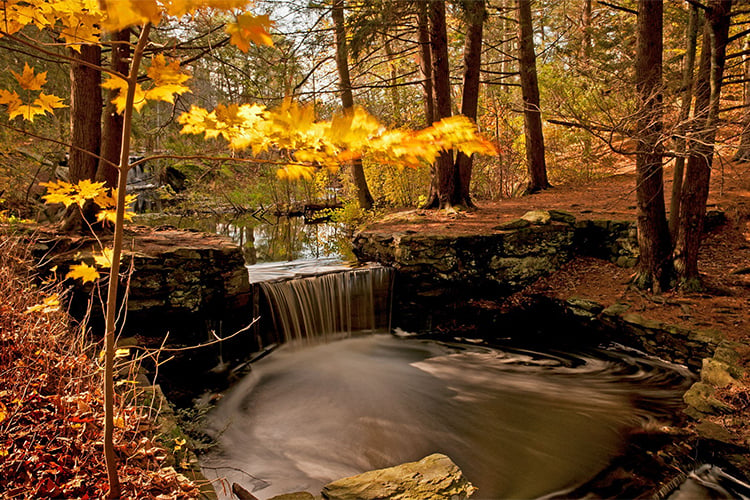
[{"xmin": 0, "ymin": 231, "xmax": 200, "ymax": 498}]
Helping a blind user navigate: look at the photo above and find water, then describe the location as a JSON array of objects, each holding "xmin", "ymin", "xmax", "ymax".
[
  {"xmin": 132, "ymin": 213, "xmax": 351, "ymax": 264},
  {"xmin": 259, "ymin": 266, "xmax": 392, "ymax": 343},
  {"xmin": 200, "ymin": 334, "xmax": 694, "ymax": 499}
]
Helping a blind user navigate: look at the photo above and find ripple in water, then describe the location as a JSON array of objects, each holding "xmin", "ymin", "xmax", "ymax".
[{"xmin": 199, "ymin": 334, "xmax": 694, "ymax": 499}]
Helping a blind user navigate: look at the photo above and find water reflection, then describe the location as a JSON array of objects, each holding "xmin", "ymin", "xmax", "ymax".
[
  {"xmin": 200, "ymin": 335, "xmax": 694, "ymax": 499},
  {"xmin": 132, "ymin": 213, "xmax": 351, "ymax": 264}
]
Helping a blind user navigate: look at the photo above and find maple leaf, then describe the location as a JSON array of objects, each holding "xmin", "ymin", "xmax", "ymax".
[
  {"xmin": 60, "ymin": 14, "xmax": 102, "ymax": 50},
  {"xmin": 8, "ymin": 104, "xmax": 46, "ymax": 122},
  {"xmin": 0, "ymin": 89, "xmax": 23, "ymax": 115},
  {"xmin": 147, "ymin": 54, "xmax": 191, "ymax": 85},
  {"xmin": 66, "ymin": 262, "xmax": 100, "ymax": 283},
  {"xmin": 101, "ymin": 0, "xmax": 161, "ymax": 31},
  {"xmin": 102, "ymin": 75, "xmax": 147, "ymax": 113},
  {"xmin": 226, "ymin": 13, "xmax": 273, "ymax": 52},
  {"xmin": 166, "ymin": 0, "xmax": 249, "ymax": 17},
  {"xmin": 34, "ymin": 93, "xmax": 67, "ymax": 114},
  {"xmin": 11, "ymin": 63, "xmax": 47, "ymax": 91},
  {"xmin": 41, "ymin": 180, "xmax": 76, "ymax": 207},
  {"xmin": 74, "ymin": 179, "xmax": 107, "ymax": 206},
  {"xmin": 93, "ymin": 248, "xmax": 117, "ymax": 268},
  {"xmin": 25, "ymin": 294, "xmax": 61, "ymax": 314}
]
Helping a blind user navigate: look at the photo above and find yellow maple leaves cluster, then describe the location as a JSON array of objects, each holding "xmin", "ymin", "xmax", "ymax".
[
  {"xmin": 0, "ymin": 63, "xmax": 66, "ymax": 122},
  {"xmin": 103, "ymin": 55, "xmax": 192, "ymax": 114},
  {"xmin": 41, "ymin": 179, "xmax": 133, "ymax": 283},
  {"xmin": 178, "ymin": 101, "xmax": 497, "ymax": 180},
  {"xmin": 0, "ymin": 0, "xmax": 274, "ymax": 51}
]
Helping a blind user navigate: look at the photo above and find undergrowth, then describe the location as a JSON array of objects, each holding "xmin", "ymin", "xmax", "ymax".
[{"xmin": 0, "ymin": 226, "xmax": 201, "ymax": 499}]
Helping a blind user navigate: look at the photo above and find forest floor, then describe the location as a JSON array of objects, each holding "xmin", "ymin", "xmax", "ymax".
[{"xmin": 372, "ymin": 159, "xmax": 750, "ymax": 462}]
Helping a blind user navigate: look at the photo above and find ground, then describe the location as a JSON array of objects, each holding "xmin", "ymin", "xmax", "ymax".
[{"xmin": 364, "ymin": 159, "xmax": 750, "ymax": 459}]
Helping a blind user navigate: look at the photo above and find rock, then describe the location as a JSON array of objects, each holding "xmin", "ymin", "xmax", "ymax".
[
  {"xmin": 713, "ymin": 345, "xmax": 741, "ymax": 366},
  {"xmin": 321, "ymin": 453, "xmax": 476, "ymax": 500},
  {"xmin": 493, "ymin": 218, "xmax": 530, "ymax": 230},
  {"xmin": 701, "ymin": 358, "xmax": 740, "ymax": 388},
  {"xmin": 566, "ymin": 298, "xmax": 604, "ymax": 314},
  {"xmin": 683, "ymin": 382, "xmax": 734, "ymax": 415},
  {"xmin": 695, "ymin": 421, "xmax": 734, "ymax": 444},
  {"xmin": 521, "ymin": 210, "xmax": 551, "ymax": 225},
  {"xmin": 548, "ymin": 210, "xmax": 576, "ymax": 224},
  {"xmin": 269, "ymin": 493, "xmax": 317, "ymax": 500},
  {"xmin": 601, "ymin": 303, "xmax": 631, "ymax": 316}
]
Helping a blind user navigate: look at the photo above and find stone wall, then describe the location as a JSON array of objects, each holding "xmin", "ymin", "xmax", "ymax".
[{"xmin": 353, "ymin": 210, "xmax": 637, "ymax": 299}]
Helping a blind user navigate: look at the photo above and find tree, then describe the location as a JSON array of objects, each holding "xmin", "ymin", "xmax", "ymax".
[
  {"xmin": 0, "ymin": 3, "xmax": 494, "ymax": 496},
  {"xmin": 632, "ymin": 0, "xmax": 670, "ymax": 292},
  {"xmin": 331, "ymin": 0, "xmax": 374, "ymax": 210},
  {"xmin": 454, "ymin": 0, "xmax": 486, "ymax": 208},
  {"xmin": 673, "ymin": 0, "xmax": 733, "ymax": 288},
  {"xmin": 64, "ymin": 44, "xmax": 101, "ymax": 232},
  {"xmin": 517, "ymin": 0, "xmax": 549, "ymax": 193},
  {"xmin": 669, "ymin": 3, "xmax": 701, "ymax": 238},
  {"xmin": 733, "ymin": 35, "xmax": 750, "ymax": 161},
  {"xmin": 422, "ymin": 0, "xmax": 456, "ymax": 209}
]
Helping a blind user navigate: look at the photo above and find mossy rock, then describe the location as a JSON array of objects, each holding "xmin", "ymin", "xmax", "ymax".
[
  {"xmin": 321, "ymin": 454, "xmax": 476, "ymax": 500},
  {"xmin": 683, "ymin": 382, "xmax": 734, "ymax": 415}
]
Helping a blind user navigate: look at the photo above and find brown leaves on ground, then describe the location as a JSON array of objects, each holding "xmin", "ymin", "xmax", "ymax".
[{"xmin": 0, "ymin": 230, "xmax": 201, "ymax": 499}]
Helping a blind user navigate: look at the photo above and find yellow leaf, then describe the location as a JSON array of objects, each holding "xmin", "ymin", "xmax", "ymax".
[
  {"xmin": 166, "ymin": 0, "xmax": 248, "ymax": 17},
  {"xmin": 226, "ymin": 13, "xmax": 274, "ymax": 52},
  {"xmin": 0, "ymin": 90, "xmax": 22, "ymax": 109},
  {"xmin": 66, "ymin": 262, "xmax": 100, "ymax": 283},
  {"xmin": 115, "ymin": 348, "xmax": 130, "ymax": 358},
  {"xmin": 9, "ymin": 104, "xmax": 47, "ymax": 122},
  {"xmin": 60, "ymin": 13, "xmax": 102, "ymax": 48},
  {"xmin": 147, "ymin": 54, "xmax": 191, "ymax": 86},
  {"xmin": 102, "ymin": 75, "xmax": 147, "ymax": 114},
  {"xmin": 114, "ymin": 415, "xmax": 126, "ymax": 428},
  {"xmin": 41, "ymin": 180, "xmax": 77, "ymax": 207},
  {"xmin": 0, "ymin": 402, "xmax": 6, "ymax": 423},
  {"xmin": 11, "ymin": 63, "xmax": 47, "ymax": 91},
  {"xmin": 33, "ymin": 93, "xmax": 67, "ymax": 113},
  {"xmin": 101, "ymin": 0, "xmax": 161, "ymax": 31},
  {"xmin": 25, "ymin": 294, "xmax": 61, "ymax": 314},
  {"xmin": 93, "ymin": 248, "xmax": 117, "ymax": 268}
]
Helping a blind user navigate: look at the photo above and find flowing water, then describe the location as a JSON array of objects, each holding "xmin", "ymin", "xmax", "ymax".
[{"xmin": 200, "ymin": 334, "xmax": 694, "ymax": 499}]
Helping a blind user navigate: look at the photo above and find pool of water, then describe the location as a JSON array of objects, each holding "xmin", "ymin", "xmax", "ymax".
[
  {"xmin": 132, "ymin": 213, "xmax": 351, "ymax": 265},
  {"xmin": 199, "ymin": 334, "xmax": 693, "ymax": 499}
]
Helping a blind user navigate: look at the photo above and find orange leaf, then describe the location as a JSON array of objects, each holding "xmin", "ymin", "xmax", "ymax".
[
  {"xmin": 226, "ymin": 13, "xmax": 273, "ymax": 52},
  {"xmin": 11, "ymin": 63, "xmax": 47, "ymax": 91}
]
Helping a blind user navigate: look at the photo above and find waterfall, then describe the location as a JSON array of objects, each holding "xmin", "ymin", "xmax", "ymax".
[{"xmin": 259, "ymin": 266, "xmax": 393, "ymax": 343}]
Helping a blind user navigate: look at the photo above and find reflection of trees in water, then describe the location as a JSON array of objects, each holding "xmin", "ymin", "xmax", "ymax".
[{"xmin": 134, "ymin": 213, "xmax": 349, "ymax": 263}]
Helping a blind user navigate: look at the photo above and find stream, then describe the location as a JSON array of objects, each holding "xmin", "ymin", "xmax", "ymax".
[{"xmin": 199, "ymin": 334, "xmax": 694, "ymax": 499}]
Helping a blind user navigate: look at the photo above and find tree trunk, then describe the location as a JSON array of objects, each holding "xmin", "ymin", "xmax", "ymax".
[
  {"xmin": 517, "ymin": 0, "xmax": 549, "ymax": 193},
  {"xmin": 673, "ymin": 0, "xmax": 732, "ymax": 289},
  {"xmin": 734, "ymin": 37, "xmax": 750, "ymax": 161},
  {"xmin": 633, "ymin": 0, "xmax": 670, "ymax": 292},
  {"xmin": 422, "ymin": 0, "xmax": 455, "ymax": 209},
  {"xmin": 64, "ymin": 44, "xmax": 102, "ymax": 233},
  {"xmin": 580, "ymin": 0, "xmax": 592, "ymax": 61},
  {"xmin": 669, "ymin": 4, "xmax": 700, "ymax": 239},
  {"xmin": 332, "ymin": 0, "xmax": 374, "ymax": 210},
  {"xmin": 383, "ymin": 34, "xmax": 402, "ymax": 125},
  {"xmin": 453, "ymin": 0, "xmax": 485, "ymax": 208},
  {"xmin": 416, "ymin": 0, "xmax": 435, "ymax": 126},
  {"xmin": 98, "ymin": 30, "xmax": 130, "ymax": 190}
]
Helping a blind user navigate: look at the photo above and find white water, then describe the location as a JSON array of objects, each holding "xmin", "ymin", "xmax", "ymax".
[{"xmin": 200, "ymin": 334, "xmax": 693, "ymax": 499}]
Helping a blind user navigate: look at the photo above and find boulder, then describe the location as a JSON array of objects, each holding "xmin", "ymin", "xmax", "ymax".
[{"xmin": 321, "ymin": 453, "xmax": 476, "ymax": 500}]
